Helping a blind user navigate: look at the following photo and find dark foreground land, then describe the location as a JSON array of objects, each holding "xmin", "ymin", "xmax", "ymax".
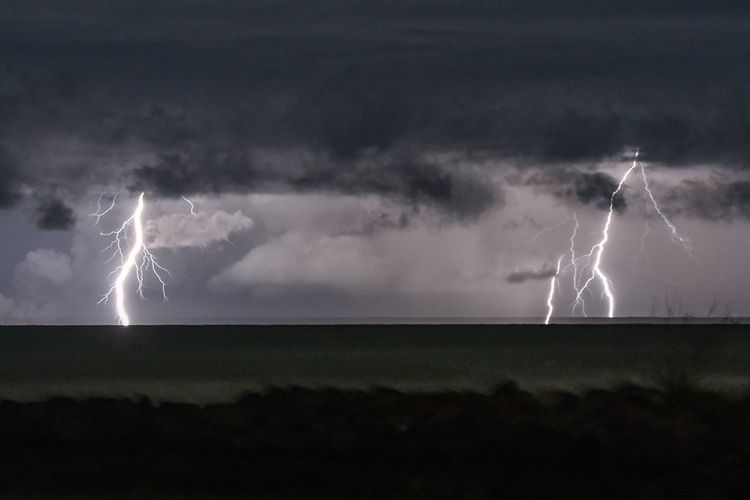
[{"xmin": 3, "ymin": 383, "xmax": 750, "ymax": 499}]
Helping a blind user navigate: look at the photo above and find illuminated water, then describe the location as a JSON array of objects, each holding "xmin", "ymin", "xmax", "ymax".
[{"xmin": 0, "ymin": 323, "xmax": 748, "ymax": 403}]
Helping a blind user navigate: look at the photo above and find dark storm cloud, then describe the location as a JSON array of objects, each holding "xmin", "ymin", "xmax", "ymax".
[
  {"xmin": 1, "ymin": 0, "xmax": 749, "ymax": 216},
  {"xmin": 568, "ymin": 172, "xmax": 627, "ymax": 213},
  {"xmin": 524, "ymin": 169, "xmax": 627, "ymax": 213},
  {"xmin": 505, "ymin": 266, "xmax": 557, "ymax": 284},
  {"xmin": 287, "ymin": 156, "xmax": 500, "ymax": 220},
  {"xmin": 35, "ymin": 197, "xmax": 76, "ymax": 230},
  {"xmin": 132, "ymin": 151, "xmax": 499, "ymax": 220},
  {"xmin": 131, "ymin": 150, "xmax": 255, "ymax": 197},
  {"xmin": 0, "ymin": 147, "xmax": 22, "ymax": 209},
  {"xmin": 664, "ymin": 178, "xmax": 750, "ymax": 221}
]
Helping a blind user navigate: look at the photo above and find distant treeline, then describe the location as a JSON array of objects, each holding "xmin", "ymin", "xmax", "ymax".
[{"xmin": 1, "ymin": 383, "xmax": 750, "ymax": 498}]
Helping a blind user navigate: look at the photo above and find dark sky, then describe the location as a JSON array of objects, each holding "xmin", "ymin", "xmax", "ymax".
[{"xmin": 1, "ymin": 1, "xmax": 749, "ymax": 323}]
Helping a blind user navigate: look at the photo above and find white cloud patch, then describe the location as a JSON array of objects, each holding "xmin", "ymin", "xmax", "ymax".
[
  {"xmin": 15, "ymin": 249, "xmax": 73, "ymax": 286},
  {"xmin": 209, "ymin": 231, "xmax": 390, "ymax": 293},
  {"xmin": 145, "ymin": 210, "xmax": 253, "ymax": 249}
]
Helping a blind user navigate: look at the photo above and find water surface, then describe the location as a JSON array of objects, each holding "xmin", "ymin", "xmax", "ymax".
[{"xmin": 0, "ymin": 323, "xmax": 747, "ymax": 402}]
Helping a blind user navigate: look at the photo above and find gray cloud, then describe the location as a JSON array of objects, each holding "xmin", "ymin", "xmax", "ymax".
[
  {"xmin": 35, "ymin": 197, "xmax": 76, "ymax": 230},
  {"xmin": 0, "ymin": 147, "xmax": 22, "ymax": 209},
  {"xmin": 0, "ymin": 0, "xmax": 749, "ymax": 220},
  {"xmin": 569, "ymin": 172, "xmax": 627, "ymax": 213},
  {"xmin": 209, "ymin": 231, "xmax": 390, "ymax": 293},
  {"xmin": 131, "ymin": 150, "xmax": 256, "ymax": 197},
  {"xmin": 145, "ymin": 210, "xmax": 253, "ymax": 249},
  {"xmin": 505, "ymin": 266, "xmax": 557, "ymax": 284},
  {"xmin": 525, "ymin": 169, "xmax": 628, "ymax": 213},
  {"xmin": 132, "ymin": 151, "xmax": 499, "ymax": 221},
  {"xmin": 665, "ymin": 178, "xmax": 750, "ymax": 221},
  {"xmin": 3, "ymin": 1, "xmax": 750, "ymax": 323}
]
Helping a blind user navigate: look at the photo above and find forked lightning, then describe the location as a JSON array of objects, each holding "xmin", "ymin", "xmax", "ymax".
[
  {"xmin": 572, "ymin": 152, "xmax": 641, "ymax": 318},
  {"xmin": 97, "ymin": 192, "xmax": 170, "ymax": 326},
  {"xmin": 543, "ymin": 150, "xmax": 692, "ymax": 323}
]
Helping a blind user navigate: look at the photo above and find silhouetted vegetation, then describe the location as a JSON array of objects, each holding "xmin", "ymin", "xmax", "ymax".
[{"xmin": 2, "ymin": 383, "xmax": 750, "ymax": 498}]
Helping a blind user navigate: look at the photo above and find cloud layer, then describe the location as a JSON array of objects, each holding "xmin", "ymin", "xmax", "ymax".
[
  {"xmin": 1, "ymin": 2, "xmax": 750, "ymax": 321},
  {"xmin": 0, "ymin": 0, "xmax": 748, "ymax": 224}
]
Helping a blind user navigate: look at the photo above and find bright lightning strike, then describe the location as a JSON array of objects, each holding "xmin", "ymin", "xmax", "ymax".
[
  {"xmin": 565, "ymin": 211, "xmax": 587, "ymax": 317},
  {"xmin": 181, "ymin": 195, "xmax": 197, "ymax": 216},
  {"xmin": 573, "ymin": 151, "xmax": 641, "ymax": 318},
  {"xmin": 639, "ymin": 162, "xmax": 692, "ymax": 257},
  {"xmin": 98, "ymin": 192, "xmax": 170, "ymax": 326},
  {"xmin": 540, "ymin": 150, "xmax": 692, "ymax": 321},
  {"xmin": 544, "ymin": 256, "xmax": 563, "ymax": 325}
]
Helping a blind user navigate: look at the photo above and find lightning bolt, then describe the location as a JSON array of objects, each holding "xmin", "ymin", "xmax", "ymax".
[
  {"xmin": 573, "ymin": 151, "xmax": 641, "ymax": 318},
  {"xmin": 89, "ymin": 192, "xmax": 118, "ymax": 225},
  {"xmin": 540, "ymin": 150, "xmax": 692, "ymax": 321},
  {"xmin": 564, "ymin": 211, "xmax": 587, "ymax": 317},
  {"xmin": 639, "ymin": 162, "xmax": 692, "ymax": 257},
  {"xmin": 633, "ymin": 218, "xmax": 652, "ymax": 271},
  {"xmin": 98, "ymin": 192, "xmax": 170, "ymax": 326},
  {"xmin": 544, "ymin": 256, "xmax": 563, "ymax": 325},
  {"xmin": 181, "ymin": 195, "xmax": 197, "ymax": 216}
]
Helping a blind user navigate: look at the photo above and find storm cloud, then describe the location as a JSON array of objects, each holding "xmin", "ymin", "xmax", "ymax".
[
  {"xmin": 0, "ymin": 147, "xmax": 22, "ymax": 209},
  {"xmin": 569, "ymin": 172, "xmax": 627, "ymax": 213},
  {"xmin": 2, "ymin": 1, "xmax": 750, "ymax": 322},
  {"xmin": 664, "ymin": 178, "xmax": 750, "ymax": 221},
  {"xmin": 35, "ymin": 197, "xmax": 76, "ymax": 230},
  {"xmin": 0, "ymin": 0, "xmax": 748, "ymax": 221},
  {"xmin": 131, "ymin": 152, "xmax": 499, "ymax": 220},
  {"xmin": 505, "ymin": 266, "xmax": 557, "ymax": 284}
]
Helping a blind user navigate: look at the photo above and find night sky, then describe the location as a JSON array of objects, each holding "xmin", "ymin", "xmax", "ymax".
[{"xmin": 1, "ymin": 1, "xmax": 749, "ymax": 323}]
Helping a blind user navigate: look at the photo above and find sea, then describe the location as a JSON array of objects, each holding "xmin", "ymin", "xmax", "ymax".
[{"xmin": 0, "ymin": 321, "xmax": 748, "ymax": 403}]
